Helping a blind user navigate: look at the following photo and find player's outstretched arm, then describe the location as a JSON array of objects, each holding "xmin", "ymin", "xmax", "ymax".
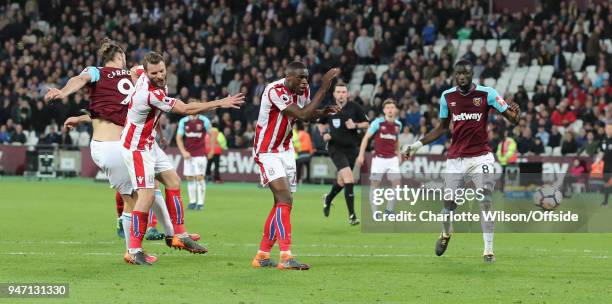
[
  {"xmin": 356, "ymin": 131, "xmax": 373, "ymax": 166},
  {"xmin": 63, "ymin": 114, "xmax": 92, "ymax": 129},
  {"xmin": 282, "ymin": 68, "xmax": 340, "ymax": 121},
  {"xmin": 404, "ymin": 117, "xmax": 450, "ymax": 157},
  {"xmin": 172, "ymin": 93, "xmax": 245, "ymax": 115},
  {"xmin": 44, "ymin": 73, "xmax": 91, "ymax": 102}
]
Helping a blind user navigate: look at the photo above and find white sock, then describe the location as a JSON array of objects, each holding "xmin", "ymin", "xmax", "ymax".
[
  {"xmin": 483, "ymin": 233, "xmax": 494, "ymax": 254},
  {"xmin": 152, "ymin": 189, "xmax": 174, "ymax": 237},
  {"xmin": 121, "ymin": 212, "xmax": 132, "ymax": 251},
  {"xmin": 385, "ymin": 199, "xmax": 396, "ymax": 212},
  {"xmin": 481, "ymin": 204, "xmax": 494, "ymax": 254},
  {"xmin": 369, "ymin": 188, "xmax": 378, "ymax": 214},
  {"xmin": 196, "ymin": 179, "xmax": 206, "ymax": 206},
  {"xmin": 128, "ymin": 248, "xmax": 141, "ymax": 254},
  {"xmin": 187, "ymin": 180, "xmax": 197, "ymax": 204}
]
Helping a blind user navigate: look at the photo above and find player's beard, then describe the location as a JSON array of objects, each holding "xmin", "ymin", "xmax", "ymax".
[{"xmin": 151, "ymin": 77, "xmax": 166, "ymax": 88}]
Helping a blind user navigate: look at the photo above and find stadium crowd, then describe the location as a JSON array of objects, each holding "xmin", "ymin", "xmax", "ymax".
[{"xmin": 0, "ymin": 0, "xmax": 610, "ymax": 161}]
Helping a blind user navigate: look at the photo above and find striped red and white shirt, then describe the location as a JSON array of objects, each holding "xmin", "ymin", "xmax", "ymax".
[
  {"xmin": 121, "ymin": 73, "xmax": 176, "ymax": 151},
  {"xmin": 253, "ymin": 78, "xmax": 310, "ymax": 155}
]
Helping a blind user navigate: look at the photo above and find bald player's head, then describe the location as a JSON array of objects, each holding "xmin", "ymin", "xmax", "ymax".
[{"xmin": 284, "ymin": 61, "xmax": 309, "ymax": 95}]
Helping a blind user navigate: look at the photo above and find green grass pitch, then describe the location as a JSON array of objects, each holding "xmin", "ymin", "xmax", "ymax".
[{"xmin": 1, "ymin": 177, "xmax": 611, "ymax": 303}]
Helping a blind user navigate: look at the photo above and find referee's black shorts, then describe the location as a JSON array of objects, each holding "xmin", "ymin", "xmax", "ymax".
[{"xmin": 329, "ymin": 145, "xmax": 358, "ymax": 171}]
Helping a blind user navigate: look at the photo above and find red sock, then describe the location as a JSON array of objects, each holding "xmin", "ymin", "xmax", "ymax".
[
  {"xmin": 115, "ymin": 192, "xmax": 124, "ymax": 218},
  {"xmin": 274, "ymin": 203, "xmax": 292, "ymax": 251},
  {"xmin": 164, "ymin": 188, "xmax": 186, "ymax": 234},
  {"xmin": 147, "ymin": 210, "xmax": 158, "ymax": 228},
  {"xmin": 129, "ymin": 210, "xmax": 148, "ymax": 249},
  {"xmin": 258, "ymin": 205, "xmax": 278, "ymax": 252}
]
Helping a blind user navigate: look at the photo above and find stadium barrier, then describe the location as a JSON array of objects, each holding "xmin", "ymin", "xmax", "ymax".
[{"xmin": 0, "ymin": 144, "xmax": 590, "ymax": 182}]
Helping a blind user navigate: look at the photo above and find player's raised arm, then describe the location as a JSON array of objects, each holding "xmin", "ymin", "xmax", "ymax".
[
  {"xmin": 404, "ymin": 117, "xmax": 450, "ymax": 157},
  {"xmin": 63, "ymin": 114, "xmax": 92, "ymax": 129},
  {"xmin": 171, "ymin": 94, "xmax": 245, "ymax": 115},
  {"xmin": 356, "ymin": 129, "xmax": 374, "ymax": 167},
  {"xmin": 44, "ymin": 67, "xmax": 97, "ymax": 101},
  {"xmin": 282, "ymin": 67, "xmax": 340, "ymax": 121},
  {"xmin": 404, "ymin": 92, "xmax": 452, "ymax": 157},
  {"xmin": 175, "ymin": 117, "xmax": 190, "ymax": 160}
]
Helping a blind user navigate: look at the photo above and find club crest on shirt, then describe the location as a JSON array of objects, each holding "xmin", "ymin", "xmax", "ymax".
[
  {"xmin": 496, "ymin": 95, "xmax": 507, "ymax": 107},
  {"xmin": 381, "ymin": 125, "xmax": 386, "ymax": 130},
  {"xmin": 473, "ymin": 97, "xmax": 482, "ymax": 106},
  {"xmin": 332, "ymin": 118, "xmax": 341, "ymax": 128},
  {"xmin": 281, "ymin": 94, "xmax": 290, "ymax": 104},
  {"xmin": 450, "ymin": 102, "xmax": 456, "ymax": 107},
  {"xmin": 196, "ymin": 124, "xmax": 202, "ymax": 131}
]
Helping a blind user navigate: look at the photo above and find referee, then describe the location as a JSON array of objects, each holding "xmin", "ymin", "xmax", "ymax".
[
  {"xmin": 317, "ymin": 82, "xmax": 369, "ymax": 225},
  {"xmin": 600, "ymin": 122, "xmax": 612, "ymax": 207}
]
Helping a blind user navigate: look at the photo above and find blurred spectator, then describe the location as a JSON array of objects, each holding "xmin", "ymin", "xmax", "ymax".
[
  {"xmin": 354, "ymin": 28, "xmax": 375, "ymax": 64},
  {"xmin": 551, "ymin": 102, "xmax": 577, "ymax": 128},
  {"xmin": 0, "ymin": 125, "xmax": 10, "ymax": 143},
  {"xmin": 11, "ymin": 124, "xmax": 26, "ymax": 144},
  {"xmin": 398, "ymin": 126, "xmax": 415, "ymax": 148},
  {"xmin": 580, "ymin": 131, "xmax": 600, "ymax": 156},
  {"xmin": 530, "ymin": 137, "xmax": 545, "ymax": 155},
  {"xmin": 58, "ymin": 127, "xmax": 73, "ymax": 146},
  {"xmin": 362, "ymin": 66, "xmax": 377, "ymax": 85},
  {"xmin": 561, "ymin": 131, "xmax": 578, "ymax": 155},
  {"xmin": 549, "ymin": 126, "xmax": 562, "ymax": 148},
  {"xmin": 516, "ymin": 128, "xmax": 533, "ymax": 154},
  {"xmin": 43, "ymin": 125, "xmax": 61, "ymax": 145}
]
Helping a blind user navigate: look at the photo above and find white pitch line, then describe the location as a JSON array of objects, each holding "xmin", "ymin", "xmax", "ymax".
[{"xmin": 2, "ymin": 240, "xmax": 611, "ymax": 254}]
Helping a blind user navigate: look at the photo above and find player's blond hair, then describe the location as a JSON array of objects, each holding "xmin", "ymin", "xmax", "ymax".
[
  {"xmin": 98, "ymin": 38, "xmax": 124, "ymax": 65},
  {"xmin": 383, "ymin": 99, "xmax": 397, "ymax": 107}
]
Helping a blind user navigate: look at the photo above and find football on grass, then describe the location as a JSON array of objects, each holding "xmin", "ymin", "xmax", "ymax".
[{"xmin": 533, "ymin": 185, "xmax": 562, "ymax": 210}]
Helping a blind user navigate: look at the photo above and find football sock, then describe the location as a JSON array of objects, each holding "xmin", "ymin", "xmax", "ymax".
[
  {"xmin": 344, "ymin": 183, "xmax": 356, "ymax": 216},
  {"xmin": 604, "ymin": 187, "xmax": 610, "ymax": 205},
  {"xmin": 280, "ymin": 250, "xmax": 292, "ymax": 258},
  {"xmin": 482, "ymin": 231, "xmax": 494, "ymax": 255},
  {"xmin": 121, "ymin": 212, "xmax": 132, "ymax": 250},
  {"xmin": 128, "ymin": 210, "xmax": 148, "ymax": 253},
  {"xmin": 480, "ymin": 199, "xmax": 494, "ymax": 254},
  {"xmin": 147, "ymin": 210, "xmax": 158, "ymax": 228},
  {"xmin": 164, "ymin": 189, "xmax": 187, "ymax": 236},
  {"xmin": 275, "ymin": 203, "xmax": 292, "ymax": 252},
  {"xmin": 152, "ymin": 189, "xmax": 174, "ymax": 236},
  {"xmin": 386, "ymin": 199, "xmax": 396, "ymax": 213},
  {"xmin": 196, "ymin": 179, "xmax": 206, "ymax": 206},
  {"xmin": 369, "ymin": 187, "xmax": 378, "ymax": 213},
  {"xmin": 115, "ymin": 192, "xmax": 124, "ymax": 218},
  {"xmin": 258, "ymin": 205, "xmax": 278, "ymax": 253},
  {"xmin": 187, "ymin": 180, "xmax": 197, "ymax": 204},
  {"xmin": 326, "ymin": 182, "xmax": 343, "ymax": 205},
  {"xmin": 441, "ymin": 207, "xmax": 453, "ymax": 236}
]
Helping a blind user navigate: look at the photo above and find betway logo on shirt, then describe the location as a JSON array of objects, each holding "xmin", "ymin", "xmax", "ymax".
[
  {"xmin": 452, "ymin": 112, "xmax": 483, "ymax": 122},
  {"xmin": 185, "ymin": 132, "xmax": 203, "ymax": 138},
  {"xmin": 379, "ymin": 133, "xmax": 397, "ymax": 140}
]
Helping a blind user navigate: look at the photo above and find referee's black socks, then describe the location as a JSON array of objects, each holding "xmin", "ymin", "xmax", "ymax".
[
  {"xmin": 326, "ymin": 182, "xmax": 344, "ymax": 205},
  {"xmin": 344, "ymin": 183, "xmax": 356, "ymax": 217}
]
